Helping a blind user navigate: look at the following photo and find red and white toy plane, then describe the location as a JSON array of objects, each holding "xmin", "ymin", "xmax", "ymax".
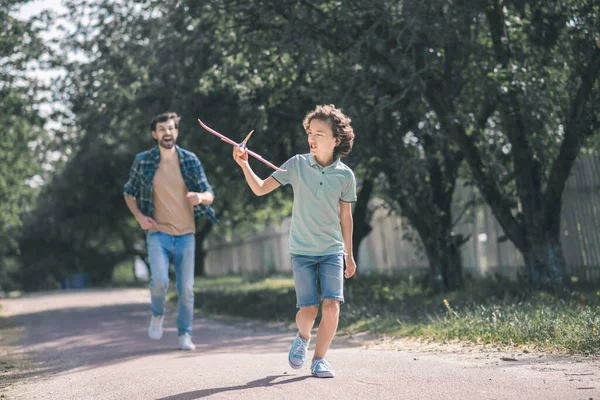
[{"xmin": 197, "ymin": 119, "xmax": 286, "ymax": 172}]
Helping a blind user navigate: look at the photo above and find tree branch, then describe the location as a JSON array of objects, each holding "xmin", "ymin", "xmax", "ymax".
[
  {"xmin": 414, "ymin": 38, "xmax": 526, "ymax": 250},
  {"xmin": 542, "ymin": 46, "xmax": 600, "ymax": 229},
  {"xmin": 486, "ymin": 0, "xmax": 541, "ymax": 221}
]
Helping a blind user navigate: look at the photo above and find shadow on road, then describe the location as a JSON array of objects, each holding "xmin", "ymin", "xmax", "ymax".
[
  {"xmin": 0, "ymin": 289, "xmax": 361, "ymax": 385},
  {"xmin": 157, "ymin": 375, "xmax": 312, "ymax": 399}
]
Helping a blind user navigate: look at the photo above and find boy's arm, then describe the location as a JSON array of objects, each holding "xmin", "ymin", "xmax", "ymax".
[
  {"xmin": 240, "ymin": 165, "xmax": 281, "ymax": 196},
  {"xmin": 340, "ymin": 201, "xmax": 357, "ymax": 278},
  {"xmin": 233, "ymin": 146, "xmax": 281, "ymax": 196}
]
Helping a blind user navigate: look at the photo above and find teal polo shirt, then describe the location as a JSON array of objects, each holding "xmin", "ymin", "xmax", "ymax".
[{"xmin": 272, "ymin": 154, "xmax": 357, "ymax": 256}]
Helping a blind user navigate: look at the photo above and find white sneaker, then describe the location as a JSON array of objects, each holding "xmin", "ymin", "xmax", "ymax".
[
  {"xmin": 178, "ymin": 333, "xmax": 196, "ymax": 350},
  {"xmin": 148, "ymin": 315, "xmax": 164, "ymax": 340}
]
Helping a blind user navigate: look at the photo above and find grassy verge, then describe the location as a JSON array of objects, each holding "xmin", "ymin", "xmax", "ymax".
[{"xmin": 192, "ymin": 274, "xmax": 600, "ymax": 355}]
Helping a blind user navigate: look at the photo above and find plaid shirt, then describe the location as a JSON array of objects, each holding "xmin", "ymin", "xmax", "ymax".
[{"xmin": 123, "ymin": 146, "xmax": 218, "ymax": 224}]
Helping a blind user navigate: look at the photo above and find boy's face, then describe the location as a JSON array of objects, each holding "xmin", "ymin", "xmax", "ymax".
[
  {"xmin": 307, "ymin": 119, "xmax": 339, "ymax": 159},
  {"xmin": 152, "ymin": 119, "xmax": 178, "ymax": 149}
]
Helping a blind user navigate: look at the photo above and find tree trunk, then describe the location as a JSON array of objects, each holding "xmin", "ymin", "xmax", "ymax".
[
  {"xmin": 380, "ymin": 150, "xmax": 465, "ymax": 291},
  {"xmin": 352, "ymin": 175, "xmax": 374, "ymax": 260},
  {"xmin": 195, "ymin": 241, "xmax": 206, "ymax": 277},
  {"xmin": 194, "ymin": 220, "xmax": 213, "ymax": 277},
  {"xmin": 443, "ymin": 238, "xmax": 465, "ymax": 290},
  {"xmin": 523, "ymin": 233, "xmax": 566, "ymax": 288},
  {"xmin": 407, "ymin": 179, "xmax": 464, "ymax": 292},
  {"xmin": 421, "ymin": 231, "xmax": 465, "ymax": 292}
]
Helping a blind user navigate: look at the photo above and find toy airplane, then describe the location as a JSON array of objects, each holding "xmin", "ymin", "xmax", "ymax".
[{"xmin": 197, "ymin": 119, "xmax": 286, "ymax": 172}]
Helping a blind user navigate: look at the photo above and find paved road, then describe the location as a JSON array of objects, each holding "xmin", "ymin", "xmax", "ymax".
[{"xmin": 0, "ymin": 289, "xmax": 599, "ymax": 399}]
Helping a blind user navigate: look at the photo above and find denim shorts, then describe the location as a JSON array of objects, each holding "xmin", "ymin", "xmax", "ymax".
[{"xmin": 290, "ymin": 253, "xmax": 344, "ymax": 308}]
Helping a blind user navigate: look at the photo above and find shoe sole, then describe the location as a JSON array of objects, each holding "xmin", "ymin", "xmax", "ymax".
[
  {"xmin": 288, "ymin": 357, "xmax": 304, "ymax": 370},
  {"xmin": 312, "ymin": 371, "xmax": 335, "ymax": 378}
]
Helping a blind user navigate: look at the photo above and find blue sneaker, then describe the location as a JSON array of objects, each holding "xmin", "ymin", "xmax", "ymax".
[
  {"xmin": 311, "ymin": 358, "xmax": 335, "ymax": 378},
  {"xmin": 288, "ymin": 333, "xmax": 309, "ymax": 369}
]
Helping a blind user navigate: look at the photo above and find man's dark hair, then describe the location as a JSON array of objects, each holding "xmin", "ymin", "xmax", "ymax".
[{"xmin": 150, "ymin": 112, "xmax": 181, "ymax": 131}]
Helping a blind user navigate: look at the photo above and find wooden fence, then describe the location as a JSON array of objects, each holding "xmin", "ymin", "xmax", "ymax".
[{"xmin": 204, "ymin": 154, "xmax": 600, "ymax": 282}]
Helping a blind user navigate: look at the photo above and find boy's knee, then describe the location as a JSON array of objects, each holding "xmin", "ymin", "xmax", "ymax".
[
  {"xmin": 321, "ymin": 300, "xmax": 340, "ymax": 317},
  {"xmin": 299, "ymin": 306, "xmax": 319, "ymax": 319}
]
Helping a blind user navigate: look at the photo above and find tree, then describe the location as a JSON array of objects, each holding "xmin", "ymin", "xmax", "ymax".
[
  {"xmin": 221, "ymin": 0, "xmax": 473, "ymax": 289},
  {"xmin": 0, "ymin": 1, "xmax": 53, "ymax": 289},
  {"xmin": 17, "ymin": 0, "xmax": 293, "ymax": 287},
  {"xmin": 255, "ymin": 0, "xmax": 600, "ymax": 288},
  {"xmin": 404, "ymin": 0, "xmax": 600, "ymax": 286}
]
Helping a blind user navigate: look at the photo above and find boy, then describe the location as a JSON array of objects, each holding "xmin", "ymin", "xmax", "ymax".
[{"xmin": 232, "ymin": 104, "xmax": 357, "ymax": 378}]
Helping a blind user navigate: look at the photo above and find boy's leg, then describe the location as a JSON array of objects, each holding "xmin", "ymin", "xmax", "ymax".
[
  {"xmin": 296, "ymin": 306, "xmax": 319, "ymax": 340},
  {"xmin": 173, "ymin": 233, "xmax": 196, "ymax": 337},
  {"xmin": 289, "ymin": 255, "xmax": 319, "ymax": 368},
  {"xmin": 291, "ymin": 254, "xmax": 320, "ymax": 339},
  {"xmin": 313, "ymin": 299, "xmax": 340, "ymax": 359},
  {"xmin": 147, "ymin": 232, "xmax": 171, "ymax": 317},
  {"xmin": 314, "ymin": 254, "xmax": 344, "ymax": 360}
]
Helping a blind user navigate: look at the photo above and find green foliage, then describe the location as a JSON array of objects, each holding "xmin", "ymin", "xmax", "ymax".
[
  {"xmin": 0, "ymin": 1, "xmax": 55, "ymax": 288},
  {"xmin": 16, "ymin": 0, "xmax": 297, "ymax": 289},
  {"xmin": 264, "ymin": 0, "xmax": 600, "ymax": 285},
  {"xmin": 9, "ymin": 0, "xmax": 600, "ymax": 290},
  {"xmin": 0, "ymin": 5, "xmax": 46, "ymax": 237}
]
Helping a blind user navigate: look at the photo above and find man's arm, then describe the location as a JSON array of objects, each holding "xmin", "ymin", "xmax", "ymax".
[
  {"xmin": 123, "ymin": 157, "xmax": 156, "ymax": 229},
  {"xmin": 187, "ymin": 156, "xmax": 216, "ymax": 206},
  {"xmin": 340, "ymin": 201, "xmax": 357, "ymax": 278},
  {"xmin": 125, "ymin": 195, "xmax": 156, "ymax": 229},
  {"xmin": 186, "ymin": 191, "xmax": 214, "ymax": 206}
]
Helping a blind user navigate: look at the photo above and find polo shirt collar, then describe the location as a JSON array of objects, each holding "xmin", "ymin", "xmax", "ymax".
[{"xmin": 308, "ymin": 154, "xmax": 341, "ymax": 170}]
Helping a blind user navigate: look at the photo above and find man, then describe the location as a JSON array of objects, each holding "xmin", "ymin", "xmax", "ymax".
[{"xmin": 124, "ymin": 112, "xmax": 217, "ymax": 350}]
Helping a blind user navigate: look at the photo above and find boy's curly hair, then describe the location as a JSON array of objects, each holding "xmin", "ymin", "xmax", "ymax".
[{"xmin": 302, "ymin": 104, "xmax": 355, "ymax": 158}]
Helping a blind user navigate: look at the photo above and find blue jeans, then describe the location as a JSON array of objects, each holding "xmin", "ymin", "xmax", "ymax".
[
  {"xmin": 290, "ymin": 254, "xmax": 344, "ymax": 308},
  {"xmin": 147, "ymin": 231, "xmax": 195, "ymax": 336}
]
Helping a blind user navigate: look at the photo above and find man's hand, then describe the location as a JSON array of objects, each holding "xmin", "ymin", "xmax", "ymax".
[
  {"xmin": 344, "ymin": 255, "xmax": 357, "ymax": 278},
  {"xmin": 186, "ymin": 192, "xmax": 212, "ymax": 206},
  {"xmin": 137, "ymin": 215, "xmax": 157, "ymax": 230},
  {"xmin": 233, "ymin": 145, "xmax": 249, "ymax": 168}
]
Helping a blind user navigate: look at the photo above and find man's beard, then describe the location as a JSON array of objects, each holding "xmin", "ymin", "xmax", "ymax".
[{"xmin": 158, "ymin": 137, "xmax": 176, "ymax": 149}]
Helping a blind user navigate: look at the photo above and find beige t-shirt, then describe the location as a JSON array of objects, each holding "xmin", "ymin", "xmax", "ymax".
[{"xmin": 149, "ymin": 154, "xmax": 195, "ymax": 235}]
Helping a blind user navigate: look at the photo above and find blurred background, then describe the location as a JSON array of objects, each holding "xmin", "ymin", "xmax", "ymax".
[{"xmin": 2, "ymin": 0, "xmax": 600, "ymax": 294}]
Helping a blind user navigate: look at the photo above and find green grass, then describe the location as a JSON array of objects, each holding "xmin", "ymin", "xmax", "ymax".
[
  {"xmin": 193, "ymin": 276, "xmax": 297, "ymax": 321},
  {"xmin": 191, "ymin": 274, "xmax": 600, "ymax": 354},
  {"xmin": 112, "ymin": 261, "xmax": 136, "ymax": 284},
  {"xmin": 109, "ymin": 261, "xmax": 148, "ymax": 288}
]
